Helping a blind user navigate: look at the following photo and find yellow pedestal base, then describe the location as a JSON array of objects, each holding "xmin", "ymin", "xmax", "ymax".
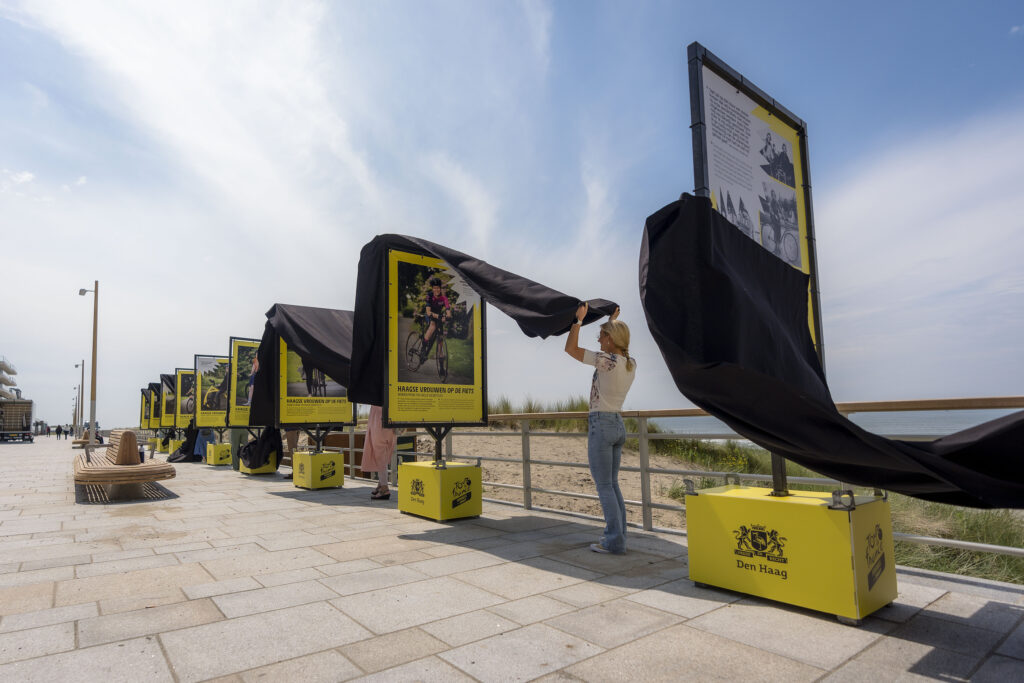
[
  {"xmin": 239, "ymin": 451, "xmax": 277, "ymax": 475},
  {"xmin": 168, "ymin": 439, "xmax": 184, "ymax": 454},
  {"xmin": 155, "ymin": 440, "xmax": 168, "ymax": 454},
  {"xmin": 293, "ymin": 451, "xmax": 344, "ymax": 489},
  {"xmin": 686, "ymin": 486, "xmax": 897, "ymax": 622},
  {"xmin": 148, "ymin": 437, "xmax": 159, "ymax": 452},
  {"xmin": 206, "ymin": 443, "xmax": 232, "ymax": 466},
  {"xmin": 398, "ymin": 460, "xmax": 481, "ymax": 521}
]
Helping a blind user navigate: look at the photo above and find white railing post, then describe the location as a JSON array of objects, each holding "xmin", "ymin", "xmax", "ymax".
[
  {"xmin": 445, "ymin": 431, "xmax": 453, "ymax": 459},
  {"xmin": 639, "ymin": 417, "xmax": 653, "ymax": 531},
  {"xmin": 521, "ymin": 419, "xmax": 532, "ymax": 509},
  {"xmin": 347, "ymin": 424, "xmax": 355, "ymax": 481}
]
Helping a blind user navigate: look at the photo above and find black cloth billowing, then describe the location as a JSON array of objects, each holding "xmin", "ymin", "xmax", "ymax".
[
  {"xmin": 167, "ymin": 418, "xmax": 200, "ymax": 463},
  {"xmin": 238, "ymin": 427, "xmax": 282, "ymax": 470},
  {"xmin": 639, "ymin": 194, "xmax": 1024, "ymax": 508},
  {"xmin": 349, "ymin": 234, "xmax": 618, "ymax": 406},
  {"xmin": 248, "ymin": 304, "xmax": 354, "ymax": 427}
]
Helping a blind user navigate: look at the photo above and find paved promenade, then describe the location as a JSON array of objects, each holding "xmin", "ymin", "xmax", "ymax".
[{"xmin": 1, "ymin": 438, "xmax": 1023, "ymax": 682}]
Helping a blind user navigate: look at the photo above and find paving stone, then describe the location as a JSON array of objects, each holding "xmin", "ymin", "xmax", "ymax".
[
  {"xmin": 240, "ymin": 649, "xmax": 363, "ymax": 682},
  {"xmin": 353, "ymin": 654, "xmax": 476, "ymax": 682},
  {"xmin": 341, "ymin": 627, "xmax": 448, "ymax": 673},
  {"xmin": 996, "ymin": 619, "xmax": 1024, "ymax": 659},
  {"xmin": 454, "ymin": 556, "xmax": 601, "ymax": 600},
  {"xmin": 160, "ymin": 601, "xmax": 371, "ymax": 682},
  {"xmin": 182, "ymin": 576, "xmax": 262, "ymax": 600},
  {"xmin": 406, "ymin": 550, "xmax": 507, "ymax": 577},
  {"xmin": 319, "ymin": 564, "xmax": 430, "ymax": 597},
  {"xmin": 19, "ymin": 553, "xmax": 93, "ymax": 571},
  {"xmin": 546, "ymin": 581, "xmax": 628, "ymax": 608},
  {"xmin": 330, "ymin": 576, "xmax": 504, "ymax": 634},
  {"xmin": 971, "ymin": 654, "xmax": 1024, "ymax": 682},
  {"xmin": 596, "ymin": 557, "xmax": 690, "ymax": 592},
  {"xmin": 565, "ymin": 623, "xmax": 824, "ymax": 682},
  {"xmin": 317, "ymin": 559, "xmax": 384, "ymax": 577},
  {"xmin": 0, "ymin": 564, "xmax": 75, "ymax": 587},
  {"xmin": 440, "ymin": 622, "xmax": 603, "ymax": 681},
  {"xmin": 254, "ymin": 566, "xmax": 325, "ymax": 587},
  {"xmin": 921, "ymin": 591, "xmax": 1023, "ymax": 633},
  {"xmin": 0, "ymin": 622, "xmax": 75, "ymax": 664},
  {"xmin": 78, "ymin": 598, "xmax": 223, "ymax": 647},
  {"xmin": 844, "ymin": 634, "xmax": 979, "ymax": 679},
  {"xmin": 99, "ymin": 588, "xmax": 188, "ymax": 615},
  {"xmin": 174, "ymin": 543, "xmax": 267, "ymax": 564},
  {"xmin": 686, "ymin": 599, "xmax": 891, "ymax": 669},
  {"xmin": 315, "ymin": 536, "xmax": 434, "ymax": 562},
  {"xmin": 0, "ymin": 635, "xmax": 173, "ymax": 682},
  {"xmin": 213, "ymin": 579, "xmax": 339, "ymax": 618},
  {"xmin": 90, "ymin": 548, "xmax": 158, "ymax": 563},
  {"xmin": 548, "ymin": 546, "xmax": 667, "ymax": 575},
  {"xmin": 487, "ymin": 594, "xmax": 577, "ymax": 625},
  {"xmin": 624, "ymin": 577, "xmax": 739, "ymax": 618},
  {"xmin": 546, "ymin": 598, "xmax": 683, "ymax": 649},
  {"xmin": 871, "ymin": 580, "xmax": 948, "ymax": 624},
  {"xmin": 0, "ymin": 602, "xmax": 98, "ymax": 633},
  {"xmin": 890, "ymin": 613, "xmax": 1005, "ymax": 657},
  {"xmin": 0, "ymin": 581, "xmax": 53, "ymax": 616},
  {"xmin": 153, "ymin": 541, "xmax": 212, "ymax": 555},
  {"xmin": 75, "ymin": 553, "xmax": 180, "ymax": 578},
  {"xmin": 55, "ymin": 563, "xmax": 211, "ymax": 607},
  {"xmin": 255, "ymin": 531, "xmax": 340, "ymax": 552},
  {"xmin": 200, "ymin": 546, "xmax": 334, "ymax": 580},
  {"xmin": 420, "ymin": 608, "xmax": 521, "ymax": 646}
]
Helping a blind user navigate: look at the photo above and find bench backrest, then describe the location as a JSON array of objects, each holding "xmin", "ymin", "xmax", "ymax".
[{"xmin": 105, "ymin": 430, "xmax": 140, "ymax": 465}]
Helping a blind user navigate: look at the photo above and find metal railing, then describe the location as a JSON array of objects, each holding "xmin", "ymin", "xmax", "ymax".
[{"xmin": 423, "ymin": 397, "xmax": 1024, "ymax": 559}]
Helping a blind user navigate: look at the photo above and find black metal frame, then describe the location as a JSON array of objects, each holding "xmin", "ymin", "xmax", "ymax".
[
  {"xmin": 274, "ymin": 335, "xmax": 357, "ymax": 433},
  {"xmin": 225, "ymin": 336, "xmax": 261, "ymax": 429},
  {"xmin": 174, "ymin": 368, "xmax": 195, "ymax": 431}
]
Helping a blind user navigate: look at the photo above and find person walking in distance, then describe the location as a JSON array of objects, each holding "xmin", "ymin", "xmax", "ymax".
[{"xmin": 564, "ymin": 303, "xmax": 636, "ymax": 554}]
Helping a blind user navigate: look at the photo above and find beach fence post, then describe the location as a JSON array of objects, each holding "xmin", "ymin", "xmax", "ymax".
[
  {"xmin": 347, "ymin": 424, "xmax": 355, "ymax": 481},
  {"xmin": 521, "ymin": 420, "xmax": 532, "ymax": 510},
  {"xmin": 639, "ymin": 417, "xmax": 653, "ymax": 530}
]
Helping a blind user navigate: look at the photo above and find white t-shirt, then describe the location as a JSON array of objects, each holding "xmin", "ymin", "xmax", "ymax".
[{"xmin": 581, "ymin": 349, "xmax": 636, "ymax": 413}]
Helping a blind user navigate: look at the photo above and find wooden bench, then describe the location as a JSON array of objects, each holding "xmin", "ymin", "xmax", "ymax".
[{"xmin": 75, "ymin": 430, "xmax": 176, "ymax": 500}]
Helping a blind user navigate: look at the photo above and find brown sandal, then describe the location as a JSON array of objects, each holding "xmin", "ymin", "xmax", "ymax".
[{"xmin": 370, "ymin": 487, "xmax": 390, "ymax": 500}]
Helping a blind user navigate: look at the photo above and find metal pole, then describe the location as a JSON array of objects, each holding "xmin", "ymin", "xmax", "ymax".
[
  {"xmin": 638, "ymin": 417, "xmax": 653, "ymax": 530},
  {"xmin": 79, "ymin": 362, "xmax": 84, "ymax": 438},
  {"xmin": 521, "ymin": 420, "xmax": 532, "ymax": 510},
  {"xmin": 88, "ymin": 281, "xmax": 98, "ymax": 446}
]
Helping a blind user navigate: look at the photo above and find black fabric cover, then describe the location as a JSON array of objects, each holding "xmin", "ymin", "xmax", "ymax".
[
  {"xmin": 167, "ymin": 418, "xmax": 200, "ymax": 463},
  {"xmin": 349, "ymin": 234, "xmax": 618, "ymax": 406},
  {"xmin": 639, "ymin": 194, "xmax": 1024, "ymax": 508},
  {"xmin": 248, "ymin": 304, "xmax": 354, "ymax": 427},
  {"xmin": 160, "ymin": 373, "xmax": 175, "ymax": 399},
  {"xmin": 238, "ymin": 427, "xmax": 282, "ymax": 470}
]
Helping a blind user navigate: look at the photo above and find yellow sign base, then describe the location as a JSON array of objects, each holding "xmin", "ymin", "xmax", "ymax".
[
  {"xmin": 293, "ymin": 451, "xmax": 344, "ymax": 489},
  {"xmin": 148, "ymin": 437, "xmax": 160, "ymax": 452},
  {"xmin": 168, "ymin": 439, "xmax": 184, "ymax": 454},
  {"xmin": 206, "ymin": 443, "xmax": 232, "ymax": 466},
  {"xmin": 239, "ymin": 451, "xmax": 277, "ymax": 475},
  {"xmin": 686, "ymin": 486, "xmax": 897, "ymax": 623},
  {"xmin": 398, "ymin": 460, "xmax": 481, "ymax": 521}
]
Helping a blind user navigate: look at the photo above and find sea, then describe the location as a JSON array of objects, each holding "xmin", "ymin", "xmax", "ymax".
[{"xmin": 653, "ymin": 409, "xmax": 1019, "ymax": 441}]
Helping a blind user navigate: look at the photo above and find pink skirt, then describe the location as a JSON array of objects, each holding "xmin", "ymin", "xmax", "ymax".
[{"xmin": 361, "ymin": 405, "xmax": 396, "ymax": 472}]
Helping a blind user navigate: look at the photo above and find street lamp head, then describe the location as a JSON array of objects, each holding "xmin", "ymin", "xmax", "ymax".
[{"xmin": 78, "ymin": 289, "xmax": 88, "ymax": 296}]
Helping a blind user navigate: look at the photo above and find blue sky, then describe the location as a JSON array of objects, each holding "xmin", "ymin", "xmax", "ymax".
[{"xmin": 1, "ymin": 1, "xmax": 1022, "ymax": 428}]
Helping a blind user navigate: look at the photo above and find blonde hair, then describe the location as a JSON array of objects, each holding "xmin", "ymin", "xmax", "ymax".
[{"xmin": 600, "ymin": 320, "xmax": 636, "ymax": 371}]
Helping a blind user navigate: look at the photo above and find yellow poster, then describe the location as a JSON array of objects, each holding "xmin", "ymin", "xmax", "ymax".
[
  {"xmin": 139, "ymin": 390, "xmax": 148, "ymax": 429},
  {"xmin": 277, "ymin": 338, "xmax": 354, "ymax": 426},
  {"xmin": 149, "ymin": 387, "xmax": 161, "ymax": 430},
  {"xmin": 227, "ymin": 337, "xmax": 260, "ymax": 427},
  {"xmin": 175, "ymin": 369, "xmax": 195, "ymax": 429},
  {"xmin": 195, "ymin": 355, "xmax": 230, "ymax": 427},
  {"xmin": 160, "ymin": 375, "xmax": 176, "ymax": 428},
  {"xmin": 386, "ymin": 249, "xmax": 485, "ymax": 425}
]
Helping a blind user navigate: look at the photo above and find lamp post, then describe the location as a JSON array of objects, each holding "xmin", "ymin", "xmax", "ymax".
[
  {"xmin": 79, "ymin": 282, "xmax": 98, "ymax": 446},
  {"xmin": 74, "ymin": 362, "xmax": 84, "ymax": 438}
]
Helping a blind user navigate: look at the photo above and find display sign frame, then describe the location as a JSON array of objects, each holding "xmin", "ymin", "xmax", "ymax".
[
  {"xmin": 383, "ymin": 247, "xmax": 487, "ymax": 428},
  {"xmin": 140, "ymin": 389, "xmax": 149, "ymax": 429},
  {"xmin": 160, "ymin": 374, "xmax": 176, "ymax": 429},
  {"xmin": 687, "ymin": 41, "xmax": 825, "ymax": 368},
  {"xmin": 275, "ymin": 336, "xmax": 356, "ymax": 430},
  {"xmin": 194, "ymin": 354, "xmax": 230, "ymax": 428},
  {"xmin": 174, "ymin": 368, "xmax": 195, "ymax": 429},
  {"xmin": 148, "ymin": 383, "xmax": 161, "ymax": 430},
  {"xmin": 226, "ymin": 337, "xmax": 260, "ymax": 428}
]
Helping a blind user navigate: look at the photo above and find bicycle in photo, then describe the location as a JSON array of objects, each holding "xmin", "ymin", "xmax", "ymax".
[{"xmin": 405, "ymin": 314, "xmax": 450, "ymax": 383}]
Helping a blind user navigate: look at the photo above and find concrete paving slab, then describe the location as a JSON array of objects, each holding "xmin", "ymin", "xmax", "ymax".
[
  {"xmin": 240, "ymin": 649, "xmax": 363, "ymax": 682},
  {"xmin": 889, "ymin": 613, "xmax": 1006, "ymax": 656},
  {"xmin": 419, "ymin": 608, "xmax": 521, "ymax": 646},
  {"xmin": 624, "ymin": 577, "xmax": 739, "ymax": 618},
  {"xmin": 254, "ymin": 566, "xmax": 325, "ymax": 587},
  {"xmin": 78, "ymin": 598, "xmax": 223, "ymax": 647},
  {"xmin": 0, "ymin": 622, "xmax": 75, "ymax": 665},
  {"xmin": 486, "ymin": 594, "xmax": 578, "ymax": 625},
  {"xmin": 565, "ymin": 622, "xmax": 824, "ymax": 682},
  {"xmin": 0, "ymin": 581, "xmax": 53, "ymax": 616},
  {"xmin": 212, "ymin": 579, "xmax": 339, "ymax": 618},
  {"xmin": 54, "ymin": 563, "xmax": 211, "ymax": 607},
  {"xmin": 996, "ymin": 620, "xmax": 1024, "ymax": 660},
  {"xmin": 439, "ymin": 622, "xmax": 603, "ymax": 681},
  {"xmin": 0, "ymin": 565, "xmax": 74, "ymax": 587},
  {"xmin": 330, "ymin": 576, "xmax": 505, "ymax": 634},
  {"xmin": 0, "ymin": 602, "xmax": 98, "ymax": 633},
  {"xmin": 200, "ymin": 546, "xmax": 334, "ymax": 580},
  {"xmin": 160, "ymin": 602, "xmax": 371, "ymax": 683},
  {"xmin": 340, "ymin": 627, "xmax": 448, "ymax": 673},
  {"xmin": 0, "ymin": 635, "xmax": 173, "ymax": 683},
  {"xmin": 453, "ymin": 556, "xmax": 601, "ymax": 600},
  {"xmin": 319, "ymin": 564, "xmax": 431, "ymax": 597},
  {"xmin": 845, "ymin": 633, "xmax": 980, "ymax": 680},
  {"xmin": 921, "ymin": 591, "xmax": 1024, "ymax": 632},
  {"xmin": 971, "ymin": 653, "xmax": 1024, "ymax": 682},
  {"xmin": 545, "ymin": 580, "xmax": 629, "ymax": 608},
  {"xmin": 405, "ymin": 549, "xmax": 506, "ymax": 577},
  {"xmin": 545, "ymin": 598, "xmax": 683, "ymax": 649},
  {"xmin": 181, "ymin": 576, "xmax": 261, "ymax": 601},
  {"xmin": 686, "ymin": 598, "xmax": 892, "ymax": 669},
  {"xmin": 353, "ymin": 655, "xmax": 476, "ymax": 682},
  {"xmin": 595, "ymin": 557, "xmax": 690, "ymax": 592},
  {"xmin": 871, "ymin": 579, "xmax": 948, "ymax": 624},
  {"xmin": 75, "ymin": 553, "xmax": 180, "ymax": 578},
  {"xmin": 317, "ymin": 558, "xmax": 384, "ymax": 576}
]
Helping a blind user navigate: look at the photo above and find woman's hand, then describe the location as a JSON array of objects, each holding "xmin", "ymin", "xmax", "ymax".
[
  {"xmin": 576, "ymin": 302, "xmax": 588, "ymax": 323},
  {"xmin": 609, "ymin": 307, "xmax": 620, "ymax": 322}
]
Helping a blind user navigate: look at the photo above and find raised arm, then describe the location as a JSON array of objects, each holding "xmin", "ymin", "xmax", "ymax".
[{"xmin": 564, "ymin": 302, "xmax": 587, "ymax": 362}]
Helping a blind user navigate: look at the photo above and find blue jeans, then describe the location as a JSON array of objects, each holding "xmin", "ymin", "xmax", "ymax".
[{"xmin": 588, "ymin": 412, "xmax": 627, "ymax": 553}]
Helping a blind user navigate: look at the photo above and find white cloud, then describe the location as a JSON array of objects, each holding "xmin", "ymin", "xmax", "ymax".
[
  {"xmin": 1011, "ymin": 25, "xmax": 1021, "ymax": 35},
  {"xmin": 817, "ymin": 107, "xmax": 1024, "ymax": 399},
  {"xmin": 521, "ymin": 0, "xmax": 553, "ymax": 72},
  {"xmin": 422, "ymin": 152, "xmax": 497, "ymax": 254}
]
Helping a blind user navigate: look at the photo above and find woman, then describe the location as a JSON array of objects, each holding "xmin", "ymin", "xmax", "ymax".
[
  {"xmin": 565, "ymin": 303, "xmax": 636, "ymax": 554},
  {"xmin": 362, "ymin": 405, "xmax": 397, "ymax": 500}
]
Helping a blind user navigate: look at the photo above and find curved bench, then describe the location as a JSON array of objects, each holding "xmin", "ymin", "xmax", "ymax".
[{"xmin": 75, "ymin": 430, "xmax": 175, "ymax": 500}]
